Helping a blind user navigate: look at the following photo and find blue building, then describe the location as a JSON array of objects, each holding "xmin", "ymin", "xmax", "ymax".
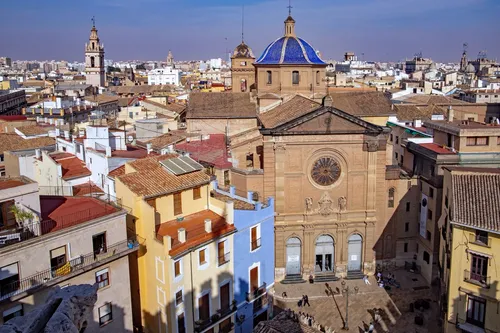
[{"xmin": 211, "ymin": 181, "xmax": 275, "ymax": 333}]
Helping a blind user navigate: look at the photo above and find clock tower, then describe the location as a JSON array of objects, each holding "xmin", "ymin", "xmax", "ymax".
[{"xmin": 85, "ymin": 19, "xmax": 105, "ymax": 87}]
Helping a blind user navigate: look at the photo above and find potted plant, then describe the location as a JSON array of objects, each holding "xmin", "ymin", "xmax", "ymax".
[
  {"xmin": 231, "ymin": 299, "xmax": 237, "ymax": 311},
  {"xmin": 10, "ymin": 205, "xmax": 34, "ymax": 228},
  {"xmin": 211, "ymin": 314, "xmax": 220, "ymax": 322}
]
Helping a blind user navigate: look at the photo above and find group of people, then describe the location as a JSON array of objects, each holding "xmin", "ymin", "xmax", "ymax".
[
  {"xmin": 297, "ymin": 294, "xmax": 310, "ymax": 307},
  {"xmin": 376, "ymin": 271, "xmax": 400, "ymax": 288}
]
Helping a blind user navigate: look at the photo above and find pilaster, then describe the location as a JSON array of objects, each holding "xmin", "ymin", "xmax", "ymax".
[{"xmin": 274, "ymin": 143, "xmax": 286, "ymax": 213}]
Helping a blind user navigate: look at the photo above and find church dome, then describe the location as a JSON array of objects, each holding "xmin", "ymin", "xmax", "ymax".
[
  {"xmin": 255, "ymin": 15, "xmax": 326, "ymax": 65},
  {"xmin": 233, "ymin": 42, "xmax": 255, "ymax": 59},
  {"xmin": 466, "ymin": 63, "xmax": 476, "ymax": 73}
]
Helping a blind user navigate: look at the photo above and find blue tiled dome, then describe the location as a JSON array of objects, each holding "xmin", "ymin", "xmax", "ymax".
[{"xmin": 256, "ymin": 36, "xmax": 326, "ymax": 65}]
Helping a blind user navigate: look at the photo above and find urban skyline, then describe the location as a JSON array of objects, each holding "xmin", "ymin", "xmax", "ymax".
[{"xmin": 2, "ymin": 0, "xmax": 500, "ymax": 62}]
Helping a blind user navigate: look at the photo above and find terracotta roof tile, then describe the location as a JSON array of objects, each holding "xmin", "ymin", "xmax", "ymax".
[
  {"xmin": 450, "ymin": 169, "xmax": 500, "ymax": 232},
  {"xmin": 72, "ymin": 182, "xmax": 104, "ymax": 196},
  {"xmin": 16, "ymin": 125, "xmax": 52, "ymax": 136},
  {"xmin": 395, "ymin": 104, "xmax": 446, "ymax": 121},
  {"xmin": 50, "ymin": 153, "xmax": 91, "ymax": 180},
  {"xmin": 156, "ymin": 210, "xmax": 235, "ymax": 257},
  {"xmin": 175, "ymin": 134, "xmax": 232, "ymax": 169},
  {"xmin": 138, "ymin": 133, "xmax": 187, "ymax": 150},
  {"xmin": 108, "ymin": 165, "xmax": 125, "ymax": 179},
  {"xmin": 118, "ymin": 154, "xmax": 210, "ymax": 198},
  {"xmin": 143, "ymin": 99, "xmax": 186, "ymax": 114},
  {"xmin": 259, "ymin": 95, "xmax": 321, "ymax": 128},
  {"xmin": 419, "ymin": 143, "xmax": 457, "ymax": 155},
  {"xmin": 330, "ymin": 91, "xmax": 394, "ymax": 116},
  {"xmin": 0, "ymin": 133, "xmax": 55, "ymax": 153},
  {"xmin": 0, "ymin": 178, "xmax": 31, "ymax": 190},
  {"xmin": 187, "ymin": 92, "xmax": 257, "ymax": 119}
]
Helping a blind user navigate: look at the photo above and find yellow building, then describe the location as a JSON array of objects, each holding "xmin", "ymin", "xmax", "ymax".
[
  {"xmin": 440, "ymin": 167, "xmax": 500, "ymax": 332},
  {"xmin": 115, "ymin": 154, "xmax": 236, "ymax": 333}
]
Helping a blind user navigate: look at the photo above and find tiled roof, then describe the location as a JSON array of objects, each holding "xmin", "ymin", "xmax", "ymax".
[
  {"xmin": 143, "ymin": 99, "xmax": 186, "ymax": 114},
  {"xmin": 259, "ymin": 95, "xmax": 321, "ymax": 128},
  {"xmin": 0, "ymin": 134, "xmax": 55, "ymax": 153},
  {"xmin": 51, "ymin": 153, "xmax": 91, "ymax": 180},
  {"xmin": 16, "ymin": 125, "xmax": 51, "ymax": 136},
  {"xmin": 84, "ymin": 94, "xmax": 119, "ymax": 104},
  {"xmin": 394, "ymin": 104, "xmax": 446, "ymax": 121},
  {"xmin": 156, "ymin": 210, "xmax": 235, "ymax": 257},
  {"xmin": 0, "ymin": 178, "xmax": 32, "ymax": 190},
  {"xmin": 396, "ymin": 94, "xmax": 469, "ymax": 105},
  {"xmin": 187, "ymin": 92, "xmax": 257, "ymax": 119},
  {"xmin": 175, "ymin": 134, "xmax": 232, "ymax": 169},
  {"xmin": 109, "ymin": 85, "xmax": 175, "ymax": 95},
  {"xmin": 110, "ymin": 146, "xmax": 151, "ymax": 158},
  {"xmin": 254, "ymin": 311, "xmax": 321, "ymax": 333},
  {"xmin": 108, "ymin": 165, "xmax": 125, "ymax": 179},
  {"xmin": 137, "ymin": 133, "xmax": 187, "ymax": 150},
  {"xmin": 72, "ymin": 182, "xmax": 104, "ymax": 196},
  {"xmin": 419, "ymin": 143, "xmax": 457, "ymax": 155},
  {"xmin": 256, "ymin": 35, "xmax": 326, "ymax": 65},
  {"xmin": 0, "ymin": 116, "xmax": 28, "ymax": 121},
  {"xmin": 117, "ymin": 154, "xmax": 210, "ymax": 198},
  {"xmin": 450, "ymin": 169, "xmax": 500, "ymax": 232},
  {"xmin": 40, "ymin": 196, "xmax": 119, "ymax": 233},
  {"xmin": 330, "ymin": 91, "xmax": 394, "ymax": 116}
]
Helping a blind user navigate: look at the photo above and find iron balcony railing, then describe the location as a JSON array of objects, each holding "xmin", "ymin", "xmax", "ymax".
[
  {"xmin": 251, "ymin": 238, "xmax": 261, "ymax": 251},
  {"xmin": 194, "ymin": 305, "xmax": 236, "ymax": 333},
  {"xmin": 469, "ymin": 233, "xmax": 490, "ymax": 247},
  {"xmin": 0, "ymin": 236, "xmax": 142, "ymax": 301},
  {"xmin": 246, "ymin": 282, "xmax": 267, "ymax": 302},
  {"xmin": 218, "ymin": 252, "xmax": 230, "ymax": 266},
  {"xmin": 463, "ymin": 270, "xmax": 490, "ymax": 289}
]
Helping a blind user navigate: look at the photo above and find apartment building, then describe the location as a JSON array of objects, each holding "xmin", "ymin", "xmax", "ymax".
[
  {"xmin": 0, "ymin": 177, "xmax": 139, "ymax": 331},
  {"xmin": 0, "ymin": 91, "xmax": 26, "ymax": 116},
  {"xmin": 402, "ymin": 118, "xmax": 500, "ymax": 284},
  {"xmin": 440, "ymin": 167, "xmax": 500, "ymax": 333}
]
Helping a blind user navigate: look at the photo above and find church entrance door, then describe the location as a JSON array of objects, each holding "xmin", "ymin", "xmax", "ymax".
[
  {"xmin": 286, "ymin": 237, "xmax": 301, "ymax": 275},
  {"xmin": 315, "ymin": 235, "xmax": 334, "ymax": 273},
  {"xmin": 347, "ymin": 234, "xmax": 363, "ymax": 272}
]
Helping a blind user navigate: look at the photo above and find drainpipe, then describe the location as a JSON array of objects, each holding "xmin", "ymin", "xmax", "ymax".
[{"xmin": 190, "ymin": 251, "xmax": 196, "ymax": 331}]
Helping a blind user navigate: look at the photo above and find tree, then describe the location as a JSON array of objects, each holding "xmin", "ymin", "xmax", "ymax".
[
  {"xmin": 107, "ymin": 66, "xmax": 121, "ymax": 73},
  {"xmin": 136, "ymin": 63, "xmax": 146, "ymax": 70},
  {"xmin": 10, "ymin": 204, "xmax": 34, "ymax": 226}
]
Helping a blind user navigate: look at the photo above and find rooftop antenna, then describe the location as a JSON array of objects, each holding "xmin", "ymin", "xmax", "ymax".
[
  {"xmin": 241, "ymin": 4, "xmax": 245, "ymax": 42},
  {"xmin": 287, "ymin": 0, "xmax": 293, "ymax": 16},
  {"xmin": 463, "ymin": 43, "xmax": 468, "ymax": 53}
]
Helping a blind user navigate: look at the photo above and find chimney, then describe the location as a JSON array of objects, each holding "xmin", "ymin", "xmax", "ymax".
[
  {"xmin": 49, "ymin": 119, "xmax": 53, "ymax": 125},
  {"xmin": 146, "ymin": 143, "xmax": 153, "ymax": 154},
  {"xmin": 35, "ymin": 149, "xmax": 41, "ymax": 159},
  {"xmin": 64, "ymin": 130, "xmax": 69, "ymax": 140},
  {"xmin": 414, "ymin": 119, "xmax": 422, "ymax": 128},
  {"xmin": 105, "ymin": 146, "xmax": 112, "ymax": 157},
  {"xmin": 322, "ymin": 94, "xmax": 333, "ymax": 107},
  {"xmin": 225, "ymin": 201, "xmax": 234, "ymax": 225},
  {"xmin": 178, "ymin": 228, "xmax": 186, "ymax": 243},
  {"xmin": 36, "ymin": 116, "xmax": 40, "ymax": 123},
  {"xmin": 55, "ymin": 128, "xmax": 60, "ymax": 137},
  {"xmin": 204, "ymin": 219, "xmax": 212, "ymax": 233},
  {"xmin": 447, "ymin": 106, "xmax": 454, "ymax": 122}
]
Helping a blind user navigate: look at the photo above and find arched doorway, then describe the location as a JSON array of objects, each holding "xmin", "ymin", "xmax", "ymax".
[
  {"xmin": 240, "ymin": 79, "xmax": 247, "ymax": 92},
  {"xmin": 315, "ymin": 235, "xmax": 334, "ymax": 272},
  {"xmin": 347, "ymin": 234, "xmax": 363, "ymax": 272},
  {"xmin": 286, "ymin": 237, "xmax": 301, "ymax": 275}
]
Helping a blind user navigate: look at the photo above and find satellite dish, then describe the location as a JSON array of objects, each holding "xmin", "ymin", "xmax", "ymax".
[{"xmin": 127, "ymin": 135, "xmax": 134, "ymax": 143}]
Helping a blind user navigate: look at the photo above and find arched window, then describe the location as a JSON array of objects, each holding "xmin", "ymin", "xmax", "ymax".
[
  {"xmin": 90, "ymin": 56, "xmax": 95, "ymax": 68},
  {"xmin": 92, "ymin": 42, "xmax": 95, "ymax": 49},
  {"xmin": 388, "ymin": 188, "xmax": 395, "ymax": 208},
  {"xmin": 266, "ymin": 71, "xmax": 272, "ymax": 85},
  {"xmin": 316, "ymin": 71, "xmax": 320, "ymax": 85},
  {"xmin": 292, "ymin": 71, "xmax": 299, "ymax": 85}
]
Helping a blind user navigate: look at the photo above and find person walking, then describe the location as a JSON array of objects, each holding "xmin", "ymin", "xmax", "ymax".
[
  {"xmin": 303, "ymin": 294, "xmax": 310, "ymax": 307},
  {"xmin": 363, "ymin": 275, "xmax": 371, "ymax": 285},
  {"xmin": 368, "ymin": 321, "xmax": 374, "ymax": 333}
]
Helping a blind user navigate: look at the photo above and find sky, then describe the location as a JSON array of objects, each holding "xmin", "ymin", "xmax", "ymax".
[{"xmin": 2, "ymin": 0, "xmax": 499, "ymax": 63}]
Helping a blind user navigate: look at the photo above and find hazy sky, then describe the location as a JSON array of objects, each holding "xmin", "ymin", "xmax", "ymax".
[{"xmin": 2, "ymin": 0, "xmax": 499, "ymax": 63}]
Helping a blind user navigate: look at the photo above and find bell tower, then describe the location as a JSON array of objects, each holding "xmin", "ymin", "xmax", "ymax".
[{"xmin": 85, "ymin": 18, "xmax": 105, "ymax": 87}]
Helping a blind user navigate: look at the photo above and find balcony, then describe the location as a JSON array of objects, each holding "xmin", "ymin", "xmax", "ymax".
[
  {"xmin": 469, "ymin": 233, "xmax": 490, "ymax": 247},
  {"xmin": 251, "ymin": 238, "xmax": 261, "ymax": 251},
  {"xmin": 246, "ymin": 283, "xmax": 268, "ymax": 312},
  {"xmin": 463, "ymin": 270, "xmax": 490, "ymax": 289},
  {"xmin": 218, "ymin": 252, "xmax": 230, "ymax": 266},
  {"xmin": 194, "ymin": 305, "xmax": 236, "ymax": 333},
  {"xmin": 0, "ymin": 236, "xmax": 143, "ymax": 302}
]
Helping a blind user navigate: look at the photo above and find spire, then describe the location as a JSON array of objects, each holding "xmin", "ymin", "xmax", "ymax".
[
  {"xmin": 284, "ymin": 0, "xmax": 296, "ymax": 37},
  {"xmin": 241, "ymin": 4, "xmax": 245, "ymax": 43}
]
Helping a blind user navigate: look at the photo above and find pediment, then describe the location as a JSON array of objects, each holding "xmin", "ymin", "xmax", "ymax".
[{"xmin": 269, "ymin": 107, "xmax": 383, "ymax": 135}]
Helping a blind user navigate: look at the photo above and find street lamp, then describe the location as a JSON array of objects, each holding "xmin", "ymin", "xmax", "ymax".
[{"xmin": 341, "ymin": 280, "xmax": 359, "ymax": 330}]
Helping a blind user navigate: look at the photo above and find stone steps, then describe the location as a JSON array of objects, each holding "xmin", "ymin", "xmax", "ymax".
[
  {"xmin": 345, "ymin": 271, "xmax": 364, "ymax": 280},
  {"xmin": 281, "ymin": 274, "xmax": 307, "ymax": 284},
  {"xmin": 314, "ymin": 272, "xmax": 340, "ymax": 283}
]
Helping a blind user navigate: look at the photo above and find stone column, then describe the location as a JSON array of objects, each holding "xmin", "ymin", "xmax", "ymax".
[
  {"xmin": 262, "ymin": 141, "xmax": 275, "ymax": 201},
  {"xmin": 365, "ymin": 141, "xmax": 378, "ymax": 221},
  {"xmin": 274, "ymin": 225, "xmax": 286, "ymax": 280},
  {"xmin": 336, "ymin": 223, "xmax": 348, "ymax": 276},
  {"xmin": 304, "ymin": 224, "xmax": 315, "ymax": 276}
]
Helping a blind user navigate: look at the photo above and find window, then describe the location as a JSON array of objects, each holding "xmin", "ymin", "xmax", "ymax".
[
  {"xmin": 427, "ymin": 209, "xmax": 433, "ymax": 220},
  {"xmin": 177, "ymin": 313, "xmax": 186, "ymax": 333},
  {"xmin": 240, "ymin": 61, "xmax": 247, "ymax": 66},
  {"xmin": 246, "ymin": 153, "xmax": 254, "ymax": 168},
  {"xmin": 76, "ymin": 144, "xmax": 81, "ymax": 154},
  {"xmin": 220, "ymin": 282, "xmax": 230, "ymax": 311},
  {"xmin": 266, "ymin": 71, "xmax": 272, "ymax": 84},
  {"xmin": 430, "ymin": 166, "xmax": 435, "ymax": 177},
  {"xmin": 400, "ymin": 155, "xmax": 404, "ymax": 164},
  {"xmin": 405, "ymin": 222, "xmax": 409, "ymax": 232},
  {"xmin": 429, "ymin": 187, "xmax": 434, "ymax": 198},
  {"xmin": 98, "ymin": 303, "xmax": 113, "ymax": 326},
  {"xmin": 292, "ymin": 71, "xmax": 299, "ymax": 85},
  {"xmin": 423, "ymin": 251, "xmax": 430, "ymax": 264},
  {"xmin": 404, "ymin": 243, "xmax": 408, "ymax": 252},
  {"xmin": 475, "ymin": 230, "xmax": 489, "ymax": 246},
  {"xmin": 388, "ymin": 188, "xmax": 395, "ymax": 208},
  {"xmin": 50, "ymin": 246, "xmax": 67, "ymax": 270},
  {"xmin": 218, "ymin": 241, "xmax": 229, "ymax": 266},
  {"xmin": 390, "ymin": 134, "xmax": 393, "ymax": 142},
  {"xmin": 93, "ymin": 232, "xmax": 107, "ymax": 256},
  {"xmin": 90, "ymin": 56, "xmax": 95, "ymax": 67},
  {"xmin": 174, "ymin": 192, "xmax": 182, "ymax": 215},
  {"xmin": 316, "ymin": 71, "xmax": 320, "ymax": 85},
  {"xmin": 96, "ymin": 268, "xmax": 110, "ymax": 289},
  {"xmin": 251, "ymin": 225, "xmax": 261, "ymax": 251},
  {"xmin": 174, "ymin": 259, "xmax": 181, "ymax": 278},
  {"xmin": 466, "ymin": 136, "xmax": 489, "ymax": 146},
  {"xmin": 470, "ymin": 254, "xmax": 488, "ymax": 283},
  {"xmin": 198, "ymin": 293, "xmax": 210, "ymax": 321},
  {"xmin": 426, "ymin": 230, "xmax": 431, "ymax": 241},
  {"xmin": 416, "ymin": 243, "xmax": 419, "ymax": 253},
  {"xmin": 0, "ymin": 262, "xmax": 19, "ymax": 297},
  {"xmin": 467, "ymin": 296, "xmax": 486, "ymax": 328},
  {"xmin": 395, "ymin": 136, "xmax": 399, "ymax": 144},
  {"xmin": 155, "ymin": 257, "xmax": 165, "ymax": 283},
  {"xmin": 406, "ymin": 202, "xmax": 410, "ymax": 212},
  {"xmin": 395, "ymin": 152, "xmax": 398, "ymax": 160},
  {"xmin": 2, "ymin": 305, "xmax": 23, "ymax": 323},
  {"xmin": 193, "ymin": 187, "xmax": 201, "ymax": 200},
  {"xmin": 497, "ymin": 136, "xmax": 500, "ymax": 145},
  {"xmin": 175, "ymin": 289, "xmax": 183, "ymax": 306},
  {"xmin": 199, "ymin": 249, "xmax": 207, "ymax": 265}
]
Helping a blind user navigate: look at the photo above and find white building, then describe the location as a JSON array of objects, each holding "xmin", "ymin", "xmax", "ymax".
[{"xmin": 147, "ymin": 67, "xmax": 181, "ymax": 86}]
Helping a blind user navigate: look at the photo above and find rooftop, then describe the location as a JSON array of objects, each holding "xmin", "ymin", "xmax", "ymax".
[
  {"xmin": 0, "ymin": 133, "xmax": 55, "ymax": 154},
  {"xmin": 72, "ymin": 182, "xmax": 104, "ymax": 196},
  {"xmin": 419, "ymin": 143, "xmax": 457, "ymax": 155},
  {"xmin": 424, "ymin": 119, "xmax": 500, "ymax": 135},
  {"xmin": 175, "ymin": 134, "xmax": 232, "ymax": 169},
  {"xmin": 107, "ymin": 165, "xmax": 125, "ymax": 179},
  {"xmin": 187, "ymin": 92, "xmax": 257, "ymax": 119},
  {"xmin": 331, "ymin": 91, "xmax": 394, "ymax": 117},
  {"xmin": 210, "ymin": 191, "xmax": 255, "ymax": 210},
  {"xmin": 394, "ymin": 104, "xmax": 446, "ymax": 121},
  {"xmin": 394, "ymin": 94, "xmax": 469, "ymax": 105},
  {"xmin": 449, "ymin": 168, "xmax": 500, "ymax": 233},
  {"xmin": 137, "ymin": 132, "xmax": 187, "ymax": 150},
  {"xmin": 117, "ymin": 154, "xmax": 210, "ymax": 198},
  {"xmin": 0, "ymin": 177, "xmax": 34, "ymax": 190},
  {"xmin": 156, "ymin": 210, "xmax": 235, "ymax": 257},
  {"xmin": 15, "ymin": 125, "xmax": 51, "ymax": 136},
  {"xmin": 259, "ymin": 95, "xmax": 321, "ymax": 128},
  {"xmin": 0, "ymin": 115, "xmax": 28, "ymax": 122},
  {"xmin": 50, "ymin": 152, "xmax": 91, "ymax": 180}
]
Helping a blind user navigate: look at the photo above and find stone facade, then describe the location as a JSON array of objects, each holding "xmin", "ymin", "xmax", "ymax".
[
  {"xmin": 85, "ymin": 23, "xmax": 105, "ymax": 88},
  {"xmin": 231, "ymin": 42, "xmax": 255, "ymax": 93}
]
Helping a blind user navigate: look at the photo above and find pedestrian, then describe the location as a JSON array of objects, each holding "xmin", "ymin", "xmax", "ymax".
[
  {"xmin": 297, "ymin": 298, "xmax": 302, "ymax": 307},
  {"xmin": 368, "ymin": 321, "xmax": 374, "ymax": 333},
  {"xmin": 303, "ymin": 294, "xmax": 311, "ymax": 307},
  {"xmin": 282, "ymin": 291, "xmax": 288, "ymax": 298},
  {"xmin": 363, "ymin": 275, "xmax": 371, "ymax": 285}
]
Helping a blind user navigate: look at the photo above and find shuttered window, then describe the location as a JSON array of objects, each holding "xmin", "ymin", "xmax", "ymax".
[
  {"xmin": 174, "ymin": 192, "xmax": 182, "ymax": 215},
  {"xmin": 198, "ymin": 294, "xmax": 210, "ymax": 321},
  {"xmin": 174, "ymin": 260, "xmax": 181, "ymax": 277},
  {"xmin": 199, "ymin": 249, "xmax": 206, "ymax": 265},
  {"xmin": 193, "ymin": 187, "xmax": 201, "ymax": 200}
]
